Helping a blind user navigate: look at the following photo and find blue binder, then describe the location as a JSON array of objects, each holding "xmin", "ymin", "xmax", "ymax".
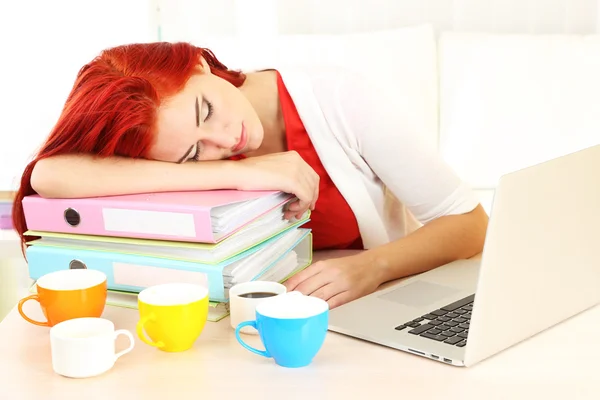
[{"xmin": 26, "ymin": 228, "xmax": 312, "ymax": 302}]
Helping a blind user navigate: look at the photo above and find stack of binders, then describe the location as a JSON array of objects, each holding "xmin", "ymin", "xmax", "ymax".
[{"xmin": 22, "ymin": 190, "xmax": 313, "ymax": 321}]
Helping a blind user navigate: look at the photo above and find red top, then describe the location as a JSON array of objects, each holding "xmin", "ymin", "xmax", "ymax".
[
  {"xmin": 230, "ymin": 72, "xmax": 363, "ymax": 250},
  {"xmin": 276, "ymin": 72, "xmax": 363, "ymax": 250}
]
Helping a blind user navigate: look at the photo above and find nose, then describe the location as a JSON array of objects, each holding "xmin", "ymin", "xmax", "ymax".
[{"xmin": 201, "ymin": 127, "xmax": 238, "ymax": 150}]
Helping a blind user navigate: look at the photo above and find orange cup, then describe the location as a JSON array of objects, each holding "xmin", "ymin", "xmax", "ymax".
[{"xmin": 18, "ymin": 269, "xmax": 107, "ymax": 327}]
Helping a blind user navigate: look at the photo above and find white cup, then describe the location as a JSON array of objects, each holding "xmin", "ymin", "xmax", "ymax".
[
  {"xmin": 50, "ymin": 317, "xmax": 134, "ymax": 378},
  {"xmin": 229, "ymin": 281, "xmax": 287, "ymax": 334}
]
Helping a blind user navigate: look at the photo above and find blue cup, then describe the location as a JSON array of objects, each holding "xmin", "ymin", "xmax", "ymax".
[{"xmin": 235, "ymin": 291, "xmax": 329, "ymax": 368}]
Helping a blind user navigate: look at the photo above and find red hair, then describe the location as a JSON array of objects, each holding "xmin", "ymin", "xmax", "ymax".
[{"xmin": 12, "ymin": 42, "xmax": 245, "ymax": 252}]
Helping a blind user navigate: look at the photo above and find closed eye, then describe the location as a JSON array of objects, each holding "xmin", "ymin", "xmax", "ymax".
[
  {"xmin": 204, "ymin": 99, "xmax": 213, "ymax": 121},
  {"xmin": 186, "ymin": 96, "xmax": 212, "ymax": 163},
  {"xmin": 193, "ymin": 141, "xmax": 203, "ymax": 161}
]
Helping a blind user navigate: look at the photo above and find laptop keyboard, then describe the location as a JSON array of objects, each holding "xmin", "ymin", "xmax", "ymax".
[{"xmin": 394, "ymin": 294, "xmax": 474, "ymax": 347}]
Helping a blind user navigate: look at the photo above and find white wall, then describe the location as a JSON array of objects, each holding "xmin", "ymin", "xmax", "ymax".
[
  {"xmin": 158, "ymin": 0, "xmax": 599, "ymax": 40},
  {"xmin": 0, "ymin": 0, "xmax": 156, "ymax": 191},
  {"xmin": 1, "ymin": 0, "xmax": 599, "ymax": 192}
]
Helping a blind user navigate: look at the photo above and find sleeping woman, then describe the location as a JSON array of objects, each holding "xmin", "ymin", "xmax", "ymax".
[{"xmin": 12, "ymin": 42, "xmax": 488, "ymax": 308}]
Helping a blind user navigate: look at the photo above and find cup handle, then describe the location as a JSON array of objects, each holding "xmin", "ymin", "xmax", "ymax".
[
  {"xmin": 136, "ymin": 314, "xmax": 165, "ymax": 348},
  {"xmin": 17, "ymin": 295, "xmax": 49, "ymax": 327},
  {"xmin": 235, "ymin": 321, "xmax": 270, "ymax": 358},
  {"xmin": 114, "ymin": 329, "xmax": 135, "ymax": 361}
]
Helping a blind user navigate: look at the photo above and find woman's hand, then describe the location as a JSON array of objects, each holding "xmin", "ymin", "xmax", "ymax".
[
  {"xmin": 283, "ymin": 253, "xmax": 384, "ymax": 309},
  {"xmin": 237, "ymin": 151, "xmax": 319, "ymax": 219}
]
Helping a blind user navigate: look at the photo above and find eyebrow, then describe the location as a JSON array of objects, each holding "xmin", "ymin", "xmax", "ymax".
[
  {"xmin": 176, "ymin": 96, "xmax": 201, "ymax": 164},
  {"xmin": 195, "ymin": 96, "xmax": 200, "ymax": 127}
]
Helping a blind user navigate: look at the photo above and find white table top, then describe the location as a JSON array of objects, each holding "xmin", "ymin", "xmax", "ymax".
[{"xmin": 1, "ymin": 293, "xmax": 599, "ymax": 400}]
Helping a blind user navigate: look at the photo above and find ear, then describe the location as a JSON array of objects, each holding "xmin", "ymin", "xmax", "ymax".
[{"xmin": 198, "ymin": 56, "xmax": 211, "ymax": 74}]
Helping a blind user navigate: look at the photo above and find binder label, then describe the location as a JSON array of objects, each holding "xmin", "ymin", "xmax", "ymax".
[
  {"xmin": 113, "ymin": 262, "xmax": 208, "ymax": 288},
  {"xmin": 102, "ymin": 208, "xmax": 196, "ymax": 237}
]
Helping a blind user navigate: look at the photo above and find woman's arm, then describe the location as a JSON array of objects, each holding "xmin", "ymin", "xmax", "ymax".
[
  {"xmin": 364, "ymin": 204, "xmax": 488, "ymax": 283},
  {"xmin": 31, "ymin": 151, "xmax": 319, "ymax": 218},
  {"xmin": 31, "ymin": 154, "xmax": 240, "ymax": 198},
  {"xmin": 285, "ymin": 205, "xmax": 487, "ymax": 308}
]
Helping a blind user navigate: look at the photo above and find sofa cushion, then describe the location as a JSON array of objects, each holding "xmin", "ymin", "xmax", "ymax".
[{"xmin": 438, "ymin": 32, "xmax": 600, "ymax": 191}]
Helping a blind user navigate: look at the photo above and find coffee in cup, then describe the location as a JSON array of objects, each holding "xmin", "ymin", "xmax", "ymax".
[
  {"xmin": 238, "ymin": 291, "xmax": 279, "ymax": 299},
  {"xmin": 229, "ymin": 281, "xmax": 287, "ymax": 334}
]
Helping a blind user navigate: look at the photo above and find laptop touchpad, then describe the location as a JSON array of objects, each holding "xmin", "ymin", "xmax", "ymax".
[{"xmin": 378, "ymin": 280, "xmax": 459, "ymax": 308}]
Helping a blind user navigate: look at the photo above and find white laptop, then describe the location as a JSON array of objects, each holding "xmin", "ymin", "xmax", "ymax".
[{"xmin": 328, "ymin": 144, "xmax": 600, "ymax": 367}]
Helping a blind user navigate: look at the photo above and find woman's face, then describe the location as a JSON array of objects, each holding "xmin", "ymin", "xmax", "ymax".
[{"xmin": 149, "ymin": 61, "xmax": 263, "ymax": 163}]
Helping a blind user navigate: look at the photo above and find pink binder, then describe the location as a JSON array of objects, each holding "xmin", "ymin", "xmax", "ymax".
[{"xmin": 22, "ymin": 190, "xmax": 292, "ymax": 243}]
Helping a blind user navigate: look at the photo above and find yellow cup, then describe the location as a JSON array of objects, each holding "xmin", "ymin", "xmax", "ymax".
[{"xmin": 136, "ymin": 283, "xmax": 209, "ymax": 352}]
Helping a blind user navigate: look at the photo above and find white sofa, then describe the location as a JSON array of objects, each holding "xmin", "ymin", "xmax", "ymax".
[
  {"xmin": 438, "ymin": 30, "xmax": 600, "ymax": 211},
  {"xmin": 2, "ymin": 24, "xmax": 600, "ymax": 320}
]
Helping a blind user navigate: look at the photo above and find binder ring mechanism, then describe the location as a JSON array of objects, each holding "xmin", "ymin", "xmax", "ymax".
[
  {"xmin": 64, "ymin": 207, "xmax": 81, "ymax": 227},
  {"xmin": 69, "ymin": 260, "xmax": 87, "ymax": 270}
]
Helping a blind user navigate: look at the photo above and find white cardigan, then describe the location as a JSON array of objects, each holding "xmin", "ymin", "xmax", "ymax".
[{"xmin": 278, "ymin": 66, "xmax": 480, "ymax": 249}]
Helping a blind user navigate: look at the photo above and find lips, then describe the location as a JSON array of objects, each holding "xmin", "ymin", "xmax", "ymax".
[{"xmin": 232, "ymin": 124, "xmax": 248, "ymax": 153}]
